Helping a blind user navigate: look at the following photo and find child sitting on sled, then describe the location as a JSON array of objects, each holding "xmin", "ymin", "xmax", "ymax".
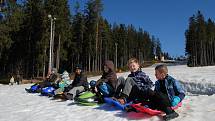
[
  {"xmin": 50, "ymin": 70, "xmax": 72, "ymax": 96},
  {"xmin": 25, "ymin": 68, "xmax": 60, "ymax": 93},
  {"xmin": 154, "ymin": 64, "xmax": 185, "ymax": 120},
  {"xmin": 63, "ymin": 64, "xmax": 89, "ymax": 100},
  {"xmin": 113, "ymin": 58, "xmax": 153, "ymax": 103},
  {"xmin": 90, "ymin": 60, "xmax": 118, "ymax": 103}
]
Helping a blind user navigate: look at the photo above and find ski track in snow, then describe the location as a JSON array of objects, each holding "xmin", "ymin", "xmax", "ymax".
[{"xmin": 0, "ymin": 65, "xmax": 215, "ymax": 121}]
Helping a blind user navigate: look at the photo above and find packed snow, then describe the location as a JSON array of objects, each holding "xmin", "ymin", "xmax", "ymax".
[{"xmin": 0, "ymin": 64, "xmax": 215, "ymax": 121}]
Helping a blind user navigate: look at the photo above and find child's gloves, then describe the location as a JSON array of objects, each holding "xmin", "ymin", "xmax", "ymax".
[
  {"xmin": 171, "ymin": 96, "xmax": 181, "ymax": 106},
  {"xmin": 90, "ymin": 80, "xmax": 97, "ymax": 88}
]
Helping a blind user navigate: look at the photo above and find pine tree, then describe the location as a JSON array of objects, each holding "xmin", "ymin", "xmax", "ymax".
[
  {"xmin": 84, "ymin": 0, "xmax": 103, "ymax": 72},
  {"xmin": 71, "ymin": 1, "xmax": 85, "ymax": 71},
  {"xmin": 0, "ymin": 0, "xmax": 24, "ymax": 76},
  {"xmin": 186, "ymin": 11, "xmax": 215, "ymax": 67},
  {"xmin": 155, "ymin": 39, "xmax": 162, "ymax": 60}
]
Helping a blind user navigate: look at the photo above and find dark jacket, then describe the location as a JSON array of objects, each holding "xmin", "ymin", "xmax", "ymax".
[
  {"xmin": 72, "ymin": 73, "xmax": 88, "ymax": 87},
  {"xmin": 128, "ymin": 70, "xmax": 153, "ymax": 91},
  {"xmin": 39, "ymin": 72, "xmax": 60, "ymax": 88},
  {"xmin": 100, "ymin": 60, "xmax": 118, "ymax": 89},
  {"xmin": 48, "ymin": 73, "xmax": 60, "ymax": 82},
  {"xmin": 64, "ymin": 72, "xmax": 88, "ymax": 92},
  {"xmin": 154, "ymin": 75, "xmax": 185, "ymax": 102}
]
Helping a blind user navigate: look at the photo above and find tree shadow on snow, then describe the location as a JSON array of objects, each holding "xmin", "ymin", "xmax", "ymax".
[
  {"xmin": 93, "ymin": 103, "xmax": 120, "ymax": 111},
  {"xmin": 67, "ymin": 102, "xmax": 79, "ymax": 106}
]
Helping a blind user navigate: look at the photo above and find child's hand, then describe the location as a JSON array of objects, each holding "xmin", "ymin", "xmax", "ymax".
[
  {"xmin": 171, "ymin": 96, "xmax": 181, "ymax": 106},
  {"xmin": 94, "ymin": 87, "xmax": 98, "ymax": 92},
  {"xmin": 96, "ymin": 79, "xmax": 103, "ymax": 86}
]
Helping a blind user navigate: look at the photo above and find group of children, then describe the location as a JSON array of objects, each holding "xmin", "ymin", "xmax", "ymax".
[
  {"xmin": 26, "ymin": 65, "xmax": 89, "ymax": 101},
  {"xmin": 91, "ymin": 58, "xmax": 185, "ymax": 121},
  {"xmin": 113, "ymin": 58, "xmax": 185, "ymax": 121},
  {"xmin": 26, "ymin": 58, "xmax": 185, "ymax": 121}
]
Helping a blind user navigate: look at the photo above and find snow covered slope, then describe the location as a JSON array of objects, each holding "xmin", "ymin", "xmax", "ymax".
[{"xmin": 0, "ymin": 65, "xmax": 215, "ymax": 121}]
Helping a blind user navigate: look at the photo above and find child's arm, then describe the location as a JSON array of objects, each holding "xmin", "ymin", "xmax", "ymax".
[
  {"xmin": 173, "ymin": 80, "xmax": 185, "ymax": 101},
  {"xmin": 77, "ymin": 76, "xmax": 88, "ymax": 87},
  {"xmin": 135, "ymin": 73, "xmax": 154, "ymax": 90},
  {"xmin": 138, "ymin": 74, "xmax": 154, "ymax": 88},
  {"xmin": 154, "ymin": 81, "xmax": 160, "ymax": 92}
]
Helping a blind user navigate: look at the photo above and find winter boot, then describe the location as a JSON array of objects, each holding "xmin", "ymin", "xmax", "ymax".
[{"xmin": 163, "ymin": 111, "xmax": 179, "ymax": 121}]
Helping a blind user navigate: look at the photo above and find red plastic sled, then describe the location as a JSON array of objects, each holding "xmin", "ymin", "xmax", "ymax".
[{"xmin": 131, "ymin": 102, "xmax": 182, "ymax": 115}]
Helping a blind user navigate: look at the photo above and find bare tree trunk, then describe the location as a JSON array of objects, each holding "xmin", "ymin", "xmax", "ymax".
[
  {"xmin": 212, "ymin": 48, "xmax": 213, "ymax": 65},
  {"xmin": 88, "ymin": 53, "xmax": 91, "ymax": 72},
  {"xmin": 37, "ymin": 69, "xmax": 39, "ymax": 77},
  {"xmin": 139, "ymin": 49, "xmax": 141, "ymax": 63},
  {"xmin": 43, "ymin": 60, "xmax": 46, "ymax": 79},
  {"xmin": 95, "ymin": 21, "xmax": 99, "ymax": 72},
  {"xmin": 100, "ymin": 37, "xmax": 102, "ymax": 71},
  {"xmin": 207, "ymin": 43, "xmax": 210, "ymax": 65},
  {"xmin": 43, "ymin": 45, "xmax": 46, "ymax": 79},
  {"xmin": 56, "ymin": 35, "xmax": 61, "ymax": 71},
  {"xmin": 52, "ymin": 21, "xmax": 55, "ymax": 69},
  {"xmin": 26, "ymin": 61, "xmax": 29, "ymax": 79},
  {"xmin": 213, "ymin": 41, "xmax": 215, "ymax": 64},
  {"xmin": 200, "ymin": 40, "xmax": 203, "ymax": 66},
  {"xmin": 43, "ymin": 44, "xmax": 47, "ymax": 78},
  {"xmin": 203, "ymin": 44, "xmax": 206, "ymax": 66},
  {"xmin": 100, "ymin": 52, "xmax": 102, "ymax": 71},
  {"xmin": 208, "ymin": 43, "xmax": 211, "ymax": 65},
  {"xmin": 194, "ymin": 40, "xmax": 197, "ymax": 66},
  {"xmin": 92, "ymin": 57, "xmax": 95, "ymax": 72},
  {"xmin": 105, "ymin": 46, "xmax": 108, "ymax": 60}
]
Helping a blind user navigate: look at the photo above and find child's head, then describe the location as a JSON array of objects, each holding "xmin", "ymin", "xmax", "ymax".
[
  {"xmin": 155, "ymin": 64, "xmax": 168, "ymax": 80},
  {"xmin": 51, "ymin": 68, "xmax": 57, "ymax": 74},
  {"xmin": 74, "ymin": 64, "xmax": 82, "ymax": 75},
  {"xmin": 103, "ymin": 65, "xmax": 109, "ymax": 73},
  {"xmin": 103, "ymin": 60, "xmax": 114, "ymax": 73},
  {"xmin": 75, "ymin": 68, "xmax": 81, "ymax": 75},
  {"xmin": 127, "ymin": 58, "xmax": 140, "ymax": 72}
]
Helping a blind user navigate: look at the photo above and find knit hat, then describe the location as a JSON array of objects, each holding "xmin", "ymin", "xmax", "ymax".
[
  {"xmin": 61, "ymin": 71, "xmax": 70, "ymax": 80},
  {"xmin": 74, "ymin": 64, "xmax": 83, "ymax": 72},
  {"xmin": 51, "ymin": 68, "xmax": 57, "ymax": 73}
]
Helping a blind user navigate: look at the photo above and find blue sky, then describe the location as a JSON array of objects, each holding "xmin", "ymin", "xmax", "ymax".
[
  {"xmin": 69, "ymin": 0, "xmax": 215, "ymax": 57},
  {"xmin": 14, "ymin": 0, "xmax": 215, "ymax": 57}
]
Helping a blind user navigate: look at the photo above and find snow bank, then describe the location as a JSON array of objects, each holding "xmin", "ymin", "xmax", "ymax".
[{"xmin": 181, "ymin": 81, "xmax": 215, "ymax": 96}]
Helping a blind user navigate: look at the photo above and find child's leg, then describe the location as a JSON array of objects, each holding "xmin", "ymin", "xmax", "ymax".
[
  {"xmin": 121, "ymin": 77, "xmax": 138, "ymax": 97},
  {"xmin": 66, "ymin": 86, "xmax": 85, "ymax": 100},
  {"xmin": 54, "ymin": 88, "xmax": 64, "ymax": 95},
  {"xmin": 114, "ymin": 77, "xmax": 126, "ymax": 98},
  {"xmin": 146, "ymin": 90, "xmax": 171, "ymax": 110},
  {"xmin": 148, "ymin": 90, "xmax": 179, "ymax": 120},
  {"xmin": 114, "ymin": 77, "xmax": 138, "ymax": 104},
  {"xmin": 127, "ymin": 85, "xmax": 146, "ymax": 102}
]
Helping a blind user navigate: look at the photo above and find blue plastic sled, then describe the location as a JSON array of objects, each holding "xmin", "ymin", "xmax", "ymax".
[
  {"xmin": 31, "ymin": 85, "xmax": 39, "ymax": 91},
  {"xmin": 104, "ymin": 97, "xmax": 131, "ymax": 110},
  {"xmin": 25, "ymin": 84, "xmax": 39, "ymax": 93},
  {"xmin": 41, "ymin": 86, "xmax": 55, "ymax": 96}
]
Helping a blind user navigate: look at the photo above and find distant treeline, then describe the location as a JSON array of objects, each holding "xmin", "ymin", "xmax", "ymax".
[
  {"xmin": 0, "ymin": 0, "xmax": 164, "ymax": 78},
  {"xmin": 185, "ymin": 11, "xmax": 215, "ymax": 67}
]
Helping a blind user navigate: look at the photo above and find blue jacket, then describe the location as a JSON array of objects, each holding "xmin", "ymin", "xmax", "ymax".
[
  {"xmin": 154, "ymin": 75, "xmax": 185, "ymax": 102},
  {"xmin": 128, "ymin": 70, "xmax": 153, "ymax": 91}
]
